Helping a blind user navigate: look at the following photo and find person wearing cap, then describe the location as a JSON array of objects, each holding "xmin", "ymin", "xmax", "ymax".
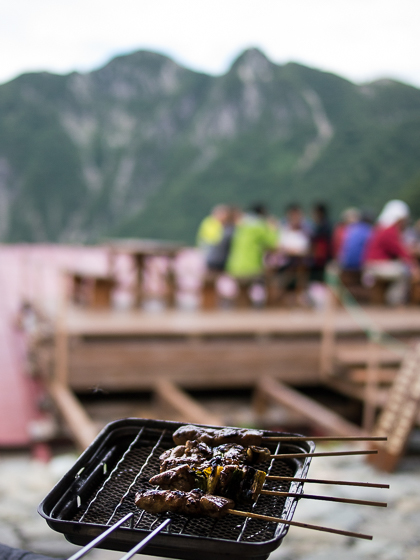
[{"xmin": 362, "ymin": 200, "xmax": 420, "ymax": 305}]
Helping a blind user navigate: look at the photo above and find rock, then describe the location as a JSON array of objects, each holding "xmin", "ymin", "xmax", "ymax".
[
  {"xmin": 30, "ymin": 537, "xmax": 84, "ymax": 558},
  {"xmin": 0, "ymin": 522, "xmax": 20, "ymax": 548}
]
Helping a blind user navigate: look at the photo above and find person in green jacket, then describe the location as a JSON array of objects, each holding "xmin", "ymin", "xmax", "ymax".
[{"xmin": 226, "ymin": 203, "xmax": 278, "ymax": 278}]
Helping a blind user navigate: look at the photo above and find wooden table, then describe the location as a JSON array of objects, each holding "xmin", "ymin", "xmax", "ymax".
[{"xmin": 106, "ymin": 239, "xmax": 184, "ymax": 307}]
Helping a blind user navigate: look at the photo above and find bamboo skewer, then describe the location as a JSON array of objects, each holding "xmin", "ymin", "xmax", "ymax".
[
  {"xmin": 266, "ymin": 475, "xmax": 389, "ymax": 489},
  {"xmin": 260, "ymin": 489, "xmax": 387, "ymax": 508},
  {"xmin": 228, "ymin": 509, "xmax": 373, "ymax": 540},
  {"xmin": 271, "ymin": 449, "xmax": 378, "ymax": 459},
  {"xmin": 263, "ymin": 436, "xmax": 387, "ymax": 442}
]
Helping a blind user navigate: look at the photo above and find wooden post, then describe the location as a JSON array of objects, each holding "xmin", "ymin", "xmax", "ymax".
[
  {"xmin": 363, "ymin": 335, "xmax": 381, "ymax": 433},
  {"xmin": 319, "ymin": 286, "xmax": 337, "ymax": 379},
  {"xmin": 54, "ymin": 271, "xmax": 69, "ymax": 386},
  {"xmin": 201, "ymin": 273, "xmax": 218, "ymax": 310},
  {"xmin": 237, "ymin": 280, "xmax": 251, "ymax": 308},
  {"xmin": 134, "ymin": 254, "xmax": 146, "ymax": 307},
  {"xmin": 91, "ymin": 278, "xmax": 115, "ymax": 309},
  {"xmin": 166, "ymin": 266, "xmax": 177, "ymax": 308},
  {"xmin": 252, "ymin": 384, "xmax": 269, "ymax": 416}
]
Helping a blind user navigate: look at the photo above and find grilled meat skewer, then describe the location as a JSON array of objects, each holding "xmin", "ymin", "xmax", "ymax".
[
  {"xmin": 134, "ymin": 489, "xmax": 375, "ymax": 540},
  {"xmin": 135, "ymin": 489, "xmax": 234, "ymax": 519},
  {"xmin": 172, "ymin": 425, "xmax": 387, "ymax": 447},
  {"xmin": 159, "ymin": 440, "xmax": 376, "ymax": 474},
  {"xmin": 159, "ymin": 440, "xmax": 271, "ymax": 472},
  {"xmin": 173, "ymin": 425, "xmax": 262, "ymax": 447},
  {"xmin": 150, "ymin": 464, "xmax": 267, "ymax": 504},
  {"xmin": 150, "ymin": 464, "xmax": 387, "ymax": 509}
]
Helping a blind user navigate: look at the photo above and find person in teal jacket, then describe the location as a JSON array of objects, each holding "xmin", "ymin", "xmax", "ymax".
[{"xmin": 226, "ymin": 204, "xmax": 278, "ymax": 278}]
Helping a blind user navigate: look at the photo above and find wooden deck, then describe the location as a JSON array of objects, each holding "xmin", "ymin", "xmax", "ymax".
[
  {"xmin": 3, "ymin": 243, "xmax": 420, "ymax": 450},
  {"xmin": 47, "ymin": 304, "xmax": 420, "ymax": 394}
]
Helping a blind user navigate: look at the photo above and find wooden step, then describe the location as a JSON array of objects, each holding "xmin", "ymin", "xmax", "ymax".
[
  {"xmin": 326, "ymin": 378, "xmax": 390, "ymax": 407},
  {"xmin": 346, "ymin": 368, "xmax": 398, "ymax": 384},
  {"xmin": 335, "ymin": 344, "xmax": 404, "ymax": 367}
]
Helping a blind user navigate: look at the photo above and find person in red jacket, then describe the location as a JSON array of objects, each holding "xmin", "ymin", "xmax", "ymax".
[{"xmin": 363, "ymin": 200, "xmax": 420, "ymax": 305}]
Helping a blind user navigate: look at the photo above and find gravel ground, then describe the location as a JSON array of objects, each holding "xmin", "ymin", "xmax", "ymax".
[{"xmin": 0, "ymin": 444, "xmax": 419, "ymax": 560}]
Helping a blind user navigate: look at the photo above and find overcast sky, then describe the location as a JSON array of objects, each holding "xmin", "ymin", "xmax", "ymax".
[{"xmin": 1, "ymin": 0, "xmax": 419, "ymax": 87}]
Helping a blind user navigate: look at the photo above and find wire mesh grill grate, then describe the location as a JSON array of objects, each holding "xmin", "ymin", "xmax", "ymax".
[{"xmin": 67, "ymin": 426, "xmax": 299, "ymax": 544}]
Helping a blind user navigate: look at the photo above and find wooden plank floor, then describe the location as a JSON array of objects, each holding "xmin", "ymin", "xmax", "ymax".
[
  {"xmin": 67, "ymin": 338, "xmax": 322, "ymax": 391},
  {"xmin": 2, "ymin": 243, "xmax": 420, "ymax": 447}
]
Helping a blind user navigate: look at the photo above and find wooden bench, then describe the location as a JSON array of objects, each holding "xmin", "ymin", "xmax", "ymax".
[
  {"xmin": 339, "ymin": 269, "xmax": 393, "ymax": 305},
  {"xmin": 68, "ymin": 272, "xmax": 115, "ymax": 309}
]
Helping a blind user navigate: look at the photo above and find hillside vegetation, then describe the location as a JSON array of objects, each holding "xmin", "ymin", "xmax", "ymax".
[{"xmin": 1, "ymin": 48, "xmax": 420, "ymax": 243}]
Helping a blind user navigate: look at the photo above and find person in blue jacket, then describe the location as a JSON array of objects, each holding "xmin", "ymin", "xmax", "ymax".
[{"xmin": 339, "ymin": 210, "xmax": 374, "ymax": 271}]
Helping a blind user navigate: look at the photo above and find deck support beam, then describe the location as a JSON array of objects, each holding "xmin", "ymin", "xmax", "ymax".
[
  {"xmin": 255, "ymin": 376, "xmax": 365, "ymax": 437},
  {"xmin": 49, "ymin": 381, "xmax": 98, "ymax": 450},
  {"xmin": 155, "ymin": 379, "xmax": 223, "ymax": 426}
]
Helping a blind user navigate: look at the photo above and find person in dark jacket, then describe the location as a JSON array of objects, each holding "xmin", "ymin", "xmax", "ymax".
[
  {"xmin": 206, "ymin": 206, "xmax": 237, "ymax": 272},
  {"xmin": 310, "ymin": 202, "xmax": 333, "ymax": 281}
]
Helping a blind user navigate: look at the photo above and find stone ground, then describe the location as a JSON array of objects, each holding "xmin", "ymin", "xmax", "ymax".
[{"xmin": 0, "ymin": 443, "xmax": 419, "ymax": 560}]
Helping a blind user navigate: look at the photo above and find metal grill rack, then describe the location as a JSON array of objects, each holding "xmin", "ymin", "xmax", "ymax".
[{"xmin": 39, "ymin": 419, "xmax": 314, "ymax": 560}]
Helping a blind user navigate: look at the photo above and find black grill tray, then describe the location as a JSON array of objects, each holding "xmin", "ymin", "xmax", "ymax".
[{"xmin": 38, "ymin": 418, "xmax": 315, "ymax": 560}]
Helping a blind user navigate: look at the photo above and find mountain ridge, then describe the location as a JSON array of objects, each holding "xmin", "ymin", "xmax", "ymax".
[{"xmin": 1, "ymin": 47, "xmax": 420, "ymax": 243}]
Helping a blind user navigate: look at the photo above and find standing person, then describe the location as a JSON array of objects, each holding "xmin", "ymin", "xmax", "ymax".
[
  {"xmin": 226, "ymin": 203, "xmax": 278, "ymax": 279},
  {"xmin": 363, "ymin": 200, "xmax": 420, "ymax": 306},
  {"xmin": 310, "ymin": 202, "xmax": 333, "ymax": 281}
]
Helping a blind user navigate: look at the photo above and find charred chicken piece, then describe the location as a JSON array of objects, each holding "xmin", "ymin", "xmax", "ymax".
[
  {"xmin": 160, "ymin": 441, "xmax": 271, "ymax": 473},
  {"xmin": 172, "ymin": 425, "xmax": 263, "ymax": 447},
  {"xmin": 159, "ymin": 441, "xmax": 213, "ymax": 473},
  {"xmin": 213, "ymin": 443, "xmax": 271, "ymax": 465},
  {"xmin": 150, "ymin": 464, "xmax": 207, "ymax": 492},
  {"xmin": 135, "ymin": 489, "xmax": 235, "ymax": 519}
]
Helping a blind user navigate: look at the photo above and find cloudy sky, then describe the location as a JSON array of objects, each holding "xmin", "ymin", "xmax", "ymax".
[{"xmin": 1, "ymin": 0, "xmax": 419, "ymax": 87}]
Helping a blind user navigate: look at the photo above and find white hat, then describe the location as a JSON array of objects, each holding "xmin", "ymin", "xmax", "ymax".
[{"xmin": 377, "ymin": 200, "xmax": 409, "ymax": 227}]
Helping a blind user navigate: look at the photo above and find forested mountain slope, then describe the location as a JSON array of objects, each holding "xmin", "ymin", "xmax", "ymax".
[{"xmin": 1, "ymin": 48, "xmax": 420, "ymax": 243}]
